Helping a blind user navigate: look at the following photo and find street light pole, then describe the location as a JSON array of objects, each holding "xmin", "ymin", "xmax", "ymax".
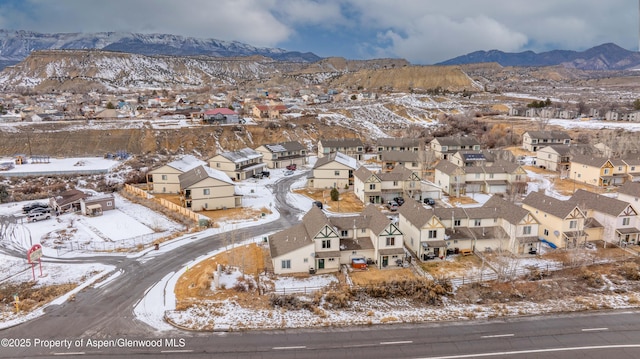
[{"xmin": 573, "ymin": 171, "xmax": 576, "ymax": 193}]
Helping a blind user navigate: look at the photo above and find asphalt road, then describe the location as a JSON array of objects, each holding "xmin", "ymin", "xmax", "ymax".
[{"xmin": 2, "ymin": 172, "xmax": 640, "ymax": 358}]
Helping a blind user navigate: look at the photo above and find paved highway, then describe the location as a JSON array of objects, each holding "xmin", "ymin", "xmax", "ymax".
[{"xmin": 2, "ymin": 172, "xmax": 640, "ymax": 358}]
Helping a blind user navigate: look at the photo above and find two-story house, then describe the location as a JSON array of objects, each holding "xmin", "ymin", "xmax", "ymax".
[
  {"xmin": 522, "ymin": 130, "xmax": 571, "ymax": 152},
  {"xmin": 146, "ymin": 155, "xmax": 207, "ymax": 193},
  {"xmin": 522, "ymin": 191, "xmax": 587, "ymax": 248},
  {"xmin": 482, "ymin": 196, "xmax": 540, "ymax": 254},
  {"xmin": 398, "ymin": 199, "xmax": 447, "ymax": 261},
  {"xmin": 623, "ymin": 156, "xmax": 640, "ymax": 183},
  {"xmin": 207, "ymin": 148, "xmax": 265, "ymax": 181},
  {"xmin": 255, "ymin": 141, "xmax": 307, "ymax": 169},
  {"xmin": 536, "ymin": 145, "xmax": 571, "ymax": 172},
  {"xmin": 618, "ymin": 182, "xmax": 640, "ymax": 208},
  {"xmin": 269, "ymin": 205, "xmax": 404, "ymax": 275},
  {"xmin": 317, "ymin": 139, "xmax": 365, "ymax": 161},
  {"xmin": 570, "ymin": 155, "xmax": 627, "ymax": 187},
  {"xmin": 353, "ymin": 165, "xmax": 422, "ymax": 204},
  {"xmin": 571, "ymin": 189, "xmax": 640, "ymax": 245},
  {"xmin": 435, "ymin": 160, "xmax": 526, "ymax": 196},
  {"xmin": 252, "ymin": 103, "xmax": 287, "ymax": 120},
  {"xmin": 376, "ymin": 138, "xmax": 423, "ymax": 153},
  {"xmin": 379, "ymin": 150, "xmax": 422, "ymax": 173},
  {"xmin": 178, "ymin": 165, "xmax": 242, "ymax": 211},
  {"xmin": 430, "ymin": 136, "xmax": 481, "ymax": 160},
  {"xmin": 308, "ymin": 152, "xmax": 358, "ymax": 189}
]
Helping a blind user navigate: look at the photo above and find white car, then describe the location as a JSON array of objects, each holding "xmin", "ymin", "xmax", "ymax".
[
  {"xmin": 284, "ymin": 170, "xmax": 294, "ymax": 176},
  {"xmin": 28, "ymin": 212, "xmax": 51, "ymax": 222}
]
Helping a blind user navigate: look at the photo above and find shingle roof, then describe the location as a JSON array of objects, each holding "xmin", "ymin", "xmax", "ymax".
[
  {"xmin": 263, "ymin": 141, "xmax": 305, "ymax": 153},
  {"xmin": 217, "ymin": 147, "xmax": 262, "ymax": 163},
  {"xmin": 166, "ymin": 155, "xmax": 207, "ymax": 172},
  {"xmin": 483, "ymin": 195, "xmax": 533, "ymax": 225},
  {"xmin": 431, "ymin": 136, "xmax": 480, "ymax": 147},
  {"xmin": 434, "ymin": 160, "xmax": 461, "ymax": 175},
  {"xmin": 319, "ymin": 138, "xmax": 364, "ymax": 148},
  {"xmin": 178, "ymin": 165, "xmax": 234, "ymax": 188},
  {"xmin": 376, "ymin": 137, "xmax": 423, "ymax": 148},
  {"xmin": 313, "ymin": 152, "xmax": 358, "ymax": 170},
  {"xmin": 538, "ymin": 145, "xmax": 571, "ymax": 156},
  {"xmin": 354, "ymin": 166, "xmax": 377, "ymax": 182},
  {"xmin": 618, "ymin": 182, "xmax": 640, "ymax": 197},
  {"xmin": 329, "ymin": 204, "xmax": 391, "ymax": 236},
  {"xmin": 570, "ymin": 154, "xmax": 610, "ymax": 167},
  {"xmin": 522, "ymin": 191, "xmax": 579, "ymax": 218},
  {"xmin": 379, "ymin": 150, "xmax": 420, "ymax": 162},
  {"xmin": 397, "ymin": 198, "xmax": 437, "ymax": 228},
  {"xmin": 269, "ymin": 206, "xmax": 332, "ymax": 258},
  {"xmin": 524, "ymin": 130, "xmax": 571, "ymax": 140},
  {"xmin": 571, "ymin": 189, "xmax": 632, "ymax": 217}
]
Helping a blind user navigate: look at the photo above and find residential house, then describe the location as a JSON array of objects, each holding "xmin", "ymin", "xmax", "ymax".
[
  {"xmin": 353, "ymin": 165, "xmax": 422, "ymax": 204},
  {"xmin": 207, "ymin": 148, "xmax": 265, "ymax": 181},
  {"xmin": 178, "ymin": 165, "xmax": 241, "ymax": 211},
  {"xmin": 317, "ymin": 139, "xmax": 365, "ymax": 161},
  {"xmin": 80, "ymin": 194, "xmax": 115, "ymax": 216},
  {"xmin": 398, "ymin": 199, "xmax": 447, "ymax": 261},
  {"xmin": 482, "ymin": 196, "xmax": 540, "ymax": 255},
  {"xmin": 330, "ymin": 205, "xmax": 405, "ymax": 268},
  {"xmin": 536, "ymin": 145, "xmax": 571, "ymax": 172},
  {"xmin": 252, "ymin": 103, "xmax": 287, "ymax": 119},
  {"xmin": 617, "ymin": 182, "xmax": 640, "ymax": 208},
  {"xmin": 450, "ymin": 149, "xmax": 515, "ymax": 168},
  {"xmin": 269, "ymin": 206, "xmax": 341, "ymax": 275},
  {"xmin": 268, "ymin": 205, "xmax": 404, "ymax": 274},
  {"xmin": 570, "ymin": 155, "xmax": 627, "ymax": 187},
  {"xmin": 202, "ymin": 108, "xmax": 239, "ymax": 124},
  {"xmin": 623, "ymin": 156, "xmax": 640, "ymax": 183},
  {"xmin": 51, "ymin": 189, "xmax": 87, "ymax": 213},
  {"xmin": 429, "ymin": 136, "xmax": 481, "ymax": 160},
  {"xmin": 146, "ymin": 155, "xmax": 207, "ymax": 193},
  {"xmin": 308, "ymin": 152, "xmax": 358, "ymax": 189},
  {"xmin": 571, "ymin": 189, "xmax": 639, "ymax": 245},
  {"xmin": 376, "ymin": 138, "xmax": 423, "ymax": 153},
  {"xmin": 522, "ymin": 130, "xmax": 571, "ymax": 152},
  {"xmin": 379, "ymin": 150, "xmax": 422, "ymax": 173},
  {"xmin": 522, "ymin": 191, "xmax": 587, "ymax": 248},
  {"xmin": 255, "ymin": 141, "xmax": 307, "ymax": 169},
  {"xmin": 435, "ymin": 160, "xmax": 526, "ymax": 196},
  {"xmin": 605, "ymin": 110, "xmax": 621, "ymax": 121}
]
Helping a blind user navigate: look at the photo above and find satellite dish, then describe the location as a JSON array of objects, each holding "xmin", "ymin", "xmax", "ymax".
[{"xmin": 553, "ymin": 230, "xmax": 560, "ymax": 236}]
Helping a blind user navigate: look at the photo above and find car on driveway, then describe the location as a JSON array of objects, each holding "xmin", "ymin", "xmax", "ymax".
[
  {"xmin": 22, "ymin": 202, "xmax": 49, "ymax": 214},
  {"xmin": 286, "ymin": 164, "xmax": 297, "ymax": 170},
  {"xmin": 386, "ymin": 201, "xmax": 399, "ymax": 211},
  {"xmin": 423, "ymin": 198, "xmax": 435, "ymax": 206},
  {"xmin": 284, "ymin": 170, "xmax": 294, "ymax": 176},
  {"xmin": 28, "ymin": 212, "xmax": 51, "ymax": 222}
]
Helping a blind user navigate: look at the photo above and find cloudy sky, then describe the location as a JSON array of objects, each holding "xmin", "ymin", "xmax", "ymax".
[{"xmin": 0, "ymin": 0, "xmax": 637, "ymax": 64}]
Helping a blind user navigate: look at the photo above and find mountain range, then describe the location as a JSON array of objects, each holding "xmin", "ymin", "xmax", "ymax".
[
  {"xmin": 437, "ymin": 43, "xmax": 640, "ymax": 70},
  {"xmin": 0, "ymin": 29, "xmax": 321, "ymax": 70}
]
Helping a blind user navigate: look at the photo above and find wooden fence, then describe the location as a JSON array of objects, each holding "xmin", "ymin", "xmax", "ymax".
[{"xmin": 123, "ymin": 184, "xmax": 201, "ymax": 224}]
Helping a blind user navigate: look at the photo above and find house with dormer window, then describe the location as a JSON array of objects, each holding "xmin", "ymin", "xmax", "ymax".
[
  {"xmin": 398, "ymin": 199, "xmax": 447, "ymax": 261},
  {"xmin": 353, "ymin": 165, "xmax": 423, "ymax": 204},
  {"xmin": 522, "ymin": 191, "xmax": 587, "ymax": 248},
  {"xmin": 570, "ymin": 155, "xmax": 627, "ymax": 187}
]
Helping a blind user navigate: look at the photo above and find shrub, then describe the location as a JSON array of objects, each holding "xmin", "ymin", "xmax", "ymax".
[
  {"xmin": 330, "ymin": 187, "xmax": 339, "ymax": 201},
  {"xmin": 619, "ymin": 262, "xmax": 640, "ymax": 280}
]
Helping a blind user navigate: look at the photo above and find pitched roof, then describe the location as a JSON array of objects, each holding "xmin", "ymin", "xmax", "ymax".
[
  {"xmin": 522, "ymin": 191, "xmax": 579, "ymax": 218},
  {"xmin": 178, "ymin": 165, "xmax": 234, "ymax": 188},
  {"xmin": 269, "ymin": 206, "xmax": 332, "ymax": 258},
  {"xmin": 431, "ymin": 136, "xmax": 480, "ymax": 147},
  {"xmin": 482, "ymin": 196, "xmax": 533, "ymax": 225},
  {"xmin": 618, "ymin": 182, "xmax": 640, "ymax": 197},
  {"xmin": 538, "ymin": 145, "xmax": 571, "ymax": 156},
  {"xmin": 379, "ymin": 150, "xmax": 420, "ymax": 162},
  {"xmin": 313, "ymin": 152, "xmax": 358, "ymax": 170},
  {"xmin": 571, "ymin": 189, "xmax": 633, "ymax": 217},
  {"xmin": 329, "ymin": 204, "xmax": 391, "ymax": 236},
  {"xmin": 354, "ymin": 165, "xmax": 377, "ymax": 182},
  {"xmin": 204, "ymin": 108, "xmax": 236, "ymax": 115},
  {"xmin": 166, "ymin": 155, "xmax": 207, "ymax": 172},
  {"xmin": 376, "ymin": 137, "xmax": 423, "ymax": 148},
  {"xmin": 216, "ymin": 147, "xmax": 262, "ymax": 163},
  {"xmin": 570, "ymin": 154, "xmax": 610, "ymax": 167},
  {"xmin": 434, "ymin": 160, "xmax": 461, "ymax": 175},
  {"xmin": 319, "ymin": 138, "xmax": 364, "ymax": 148},
  {"xmin": 397, "ymin": 198, "xmax": 437, "ymax": 228},
  {"xmin": 524, "ymin": 130, "xmax": 571, "ymax": 140},
  {"xmin": 262, "ymin": 141, "xmax": 305, "ymax": 153}
]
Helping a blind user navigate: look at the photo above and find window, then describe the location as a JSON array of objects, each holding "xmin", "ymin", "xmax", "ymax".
[
  {"xmin": 340, "ymin": 230, "xmax": 348, "ymax": 237},
  {"xmin": 386, "ymin": 237, "xmax": 395, "ymax": 246},
  {"xmin": 216, "ymin": 163, "xmax": 220, "ymax": 168},
  {"xmin": 523, "ymin": 226, "xmax": 532, "ymax": 235},
  {"xmin": 544, "ymin": 229, "xmax": 549, "ymax": 236},
  {"xmin": 475, "ymin": 173, "xmax": 480, "ymax": 179},
  {"xmin": 623, "ymin": 217, "xmax": 630, "ymax": 226},
  {"xmin": 281, "ymin": 260, "xmax": 291, "ymax": 269},
  {"xmin": 361, "ymin": 228, "xmax": 366, "ymax": 233},
  {"xmin": 203, "ymin": 189, "xmax": 210, "ymax": 195},
  {"xmin": 412, "ymin": 162, "xmax": 418, "ymax": 167},
  {"xmin": 454, "ymin": 219, "xmax": 461, "ymax": 226},
  {"xmin": 489, "ymin": 173, "xmax": 494, "ymax": 179},
  {"xmin": 335, "ymin": 171, "xmax": 340, "ymax": 176},
  {"xmin": 369, "ymin": 184, "xmax": 376, "ymax": 190},
  {"xmin": 393, "ymin": 181, "xmax": 398, "ymax": 186},
  {"xmin": 428, "ymin": 230, "xmax": 437, "ymax": 239},
  {"xmin": 106, "ymin": 201, "xmax": 112, "ymax": 207},
  {"xmin": 322, "ymin": 239, "xmax": 331, "ymax": 249},
  {"xmin": 161, "ymin": 174, "xmax": 167, "ymax": 180},
  {"xmin": 632, "ymin": 166, "xmax": 636, "ymax": 171},
  {"xmin": 569, "ymin": 220, "xmax": 577, "ymax": 229},
  {"xmin": 204, "ymin": 203, "xmax": 208, "ymax": 209},
  {"xmin": 604, "ymin": 168, "xmax": 610, "ymax": 175},
  {"xmin": 304, "ymin": 258, "xmax": 308, "ymax": 263},
  {"xmin": 474, "ymin": 219, "xmax": 481, "ymax": 226}
]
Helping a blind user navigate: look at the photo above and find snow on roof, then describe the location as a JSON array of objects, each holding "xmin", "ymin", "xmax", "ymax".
[
  {"xmin": 334, "ymin": 152, "xmax": 358, "ymax": 169},
  {"xmin": 168, "ymin": 155, "xmax": 207, "ymax": 172},
  {"xmin": 203, "ymin": 166, "xmax": 234, "ymax": 185},
  {"xmin": 265, "ymin": 144, "xmax": 287, "ymax": 152},
  {"xmin": 220, "ymin": 148, "xmax": 262, "ymax": 163}
]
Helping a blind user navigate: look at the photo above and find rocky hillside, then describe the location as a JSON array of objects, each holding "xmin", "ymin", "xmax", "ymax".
[
  {"xmin": 0, "ymin": 50, "xmax": 476, "ymax": 93},
  {"xmin": 0, "ymin": 29, "xmax": 320, "ymax": 69}
]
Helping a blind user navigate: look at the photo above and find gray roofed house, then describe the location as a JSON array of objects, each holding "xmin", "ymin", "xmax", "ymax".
[
  {"xmin": 430, "ymin": 136, "xmax": 481, "ymax": 160},
  {"xmin": 255, "ymin": 141, "xmax": 307, "ymax": 169},
  {"xmin": 522, "ymin": 191, "xmax": 586, "ymax": 248},
  {"xmin": 376, "ymin": 138, "xmax": 423, "ymax": 152},
  {"xmin": 208, "ymin": 147, "xmax": 265, "ymax": 181},
  {"xmin": 317, "ymin": 138, "xmax": 365, "ymax": 160},
  {"xmin": 522, "ymin": 130, "xmax": 571, "ymax": 152},
  {"xmin": 178, "ymin": 165, "xmax": 241, "ymax": 211},
  {"xmin": 146, "ymin": 155, "xmax": 208, "ymax": 194}
]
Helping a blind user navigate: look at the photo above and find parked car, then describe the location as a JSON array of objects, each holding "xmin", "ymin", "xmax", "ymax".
[
  {"xmin": 22, "ymin": 202, "xmax": 49, "ymax": 214},
  {"xmin": 284, "ymin": 170, "xmax": 294, "ymax": 176},
  {"xmin": 386, "ymin": 201, "xmax": 399, "ymax": 211},
  {"xmin": 261, "ymin": 170, "xmax": 270, "ymax": 178},
  {"xmin": 252, "ymin": 173, "xmax": 263, "ymax": 179},
  {"xmin": 393, "ymin": 197, "xmax": 405, "ymax": 206},
  {"xmin": 312, "ymin": 201, "xmax": 323, "ymax": 209},
  {"xmin": 423, "ymin": 198, "xmax": 435, "ymax": 206},
  {"xmin": 28, "ymin": 212, "xmax": 51, "ymax": 222},
  {"xmin": 29, "ymin": 207, "xmax": 51, "ymax": 214},
  {"xmin": 286, "ymin": 164, "xmax": 297, "ymax": 170}
]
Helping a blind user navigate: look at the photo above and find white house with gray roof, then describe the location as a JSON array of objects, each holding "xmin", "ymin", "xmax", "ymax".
[
  {"xmin": 207, "ymin": 147, "xmax": 265, "ymax": 181},
  {"xmin": 308, "ymin": 152, "xmax": 358, "ymax": 189},
  {"xmin": 255, "ymin": 141, "xmax": 307, "ymax": 169},
  {"xmin": 146, "ymin": 155, "xmax": 207, "ymax": 193},
  {"xmin": 178, "ymin": 165, "xmax": 241, "ymax": 211}
]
